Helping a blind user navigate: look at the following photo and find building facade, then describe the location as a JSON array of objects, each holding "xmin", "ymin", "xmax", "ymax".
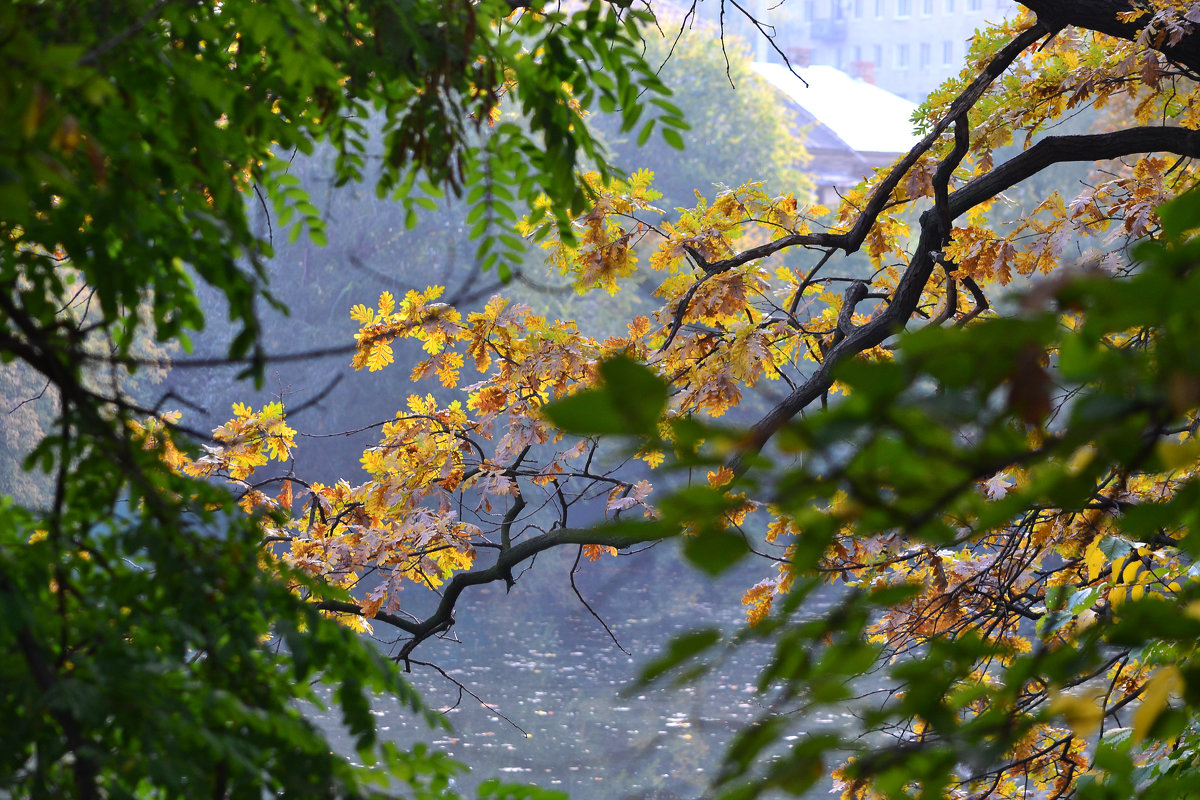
[
  {"xmin": 751, "ymin": 63, "xmax": 920, "ymax": 206},
  {"xmin": 762, "ymin": 0, "xmax": 1018, "ymax": 102}
]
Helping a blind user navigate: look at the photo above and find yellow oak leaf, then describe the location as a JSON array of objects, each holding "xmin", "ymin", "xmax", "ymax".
[{"xmin": 377, "ymin": 290, "xmax": 396, "ymax": 317}]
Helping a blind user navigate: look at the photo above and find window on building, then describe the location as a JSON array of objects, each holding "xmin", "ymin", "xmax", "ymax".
[
  {"xmin": 944, "ymin": 0, "xmax": 954, "ymax": 11},
  {"xmin": 967, "ymin": 0, "xmax": 981, "ymax": 10},
  {"xmin": 922, "ymin": 0, "xmax": 933, "ymax": 14},
  {"xmin": 874, "ymin": 43, "xmax": 883, "ymax": 66},
  {"xmin": 897, "ymin": 0, "xmax": 911, "ymax": 17},
  {"xmin": 942, "ymin": 40, "xmax": 954, "ymax": 65},
  {"xmin": 875, "ymin": 0, "xmax": 885, "ymax": 18},
  {"xmin": 896, "ymin": 43, "xmax": 910, "ymax": 68},
  {"xmin": 854, "ymin": 0, "xmax": 864, "ymax": 18},
  {"xmin": 854, "ymin": 44, "xmax": 863, "ymax": 62},
  {"xmin": 919, "ymin": 42, "xmax": 931, "ymax": 68},
  {"xmin": 805, "ymin": 0, "xmax": 815, "ymax": 21}
]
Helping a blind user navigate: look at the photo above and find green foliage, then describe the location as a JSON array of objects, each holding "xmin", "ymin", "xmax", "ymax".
[
  {"xmin": 0, "ymin": 451, "xmax": 446, "ymax": 797},
  {"xmin": 0, "ymin": 1, "xmax": 688, "ymax": 796},
  {"xmin": 543, "ymin": 355, "xmax": 668, "ymax": 437},
  {"xmin": 475, "ymin": 780, "xmax": 569, "ymax": 799},
  {"xmin": 1, "ymin": 0, "xmax": 681, "ymax": 366}
]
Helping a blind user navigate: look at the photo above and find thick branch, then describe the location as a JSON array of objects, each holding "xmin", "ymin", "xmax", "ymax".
[
  {"xmin": 384, "ymin": 526, "xmax": 665, "ymax": 666},
  {"xmin": 1020, "ymin": 0, "xmax": 1200, "ymax": 74},
  {"xmin": 947, "ymin": 126, "xmax": 1200, "ymax": 216},
  {"xmin": 733, "ymin": 123, "xmax": 1200, "ymax": 467}
]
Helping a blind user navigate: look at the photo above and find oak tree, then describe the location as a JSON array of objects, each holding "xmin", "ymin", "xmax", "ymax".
[{"xmin": 185, "ymin": 3, "xmax": 1200, "ymax": 799}]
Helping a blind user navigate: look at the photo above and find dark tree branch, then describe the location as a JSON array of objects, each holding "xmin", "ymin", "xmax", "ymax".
[
  {"xmin": 946, "ymin": 126, "xmax": 1200, "ymax": 216},
  {"xmin": 312, "ymin": 600, "xmax": 422, "ymax": 635},
  {"xmin": 926, "ymin": 267, "xmax": 958, "ymax": 329},
  {"xmin": 1020, "ymin": 0, "xmax": 1200, "ymax": 74},
  {"xmin": 77, "ymin": 0, "xmax": 170, "ymax": 67},
  {"xmin": 408, "ymin": 658, "xmax": 530, "ymax": 735},
  {"xmin": 394, "ymin": 526, "xmax": 665, "ymax": 668},
  {"xmin": 570, "ymin": 546, "xmax": 631, "ymax": 656},
  {"xmin": 731, "ymin": 122, "xmax": 1200, "ymax": 470},
  {"xmin": 0, "ymin": 565, "xmax": 100, "ymax": 800},
  {"xmin": 957, "ymin": 276, "xmax": 990, "ymax": 327},
  {"xmin": 830, "ymin": 280, "xmax": 869, "ymax": 350}
]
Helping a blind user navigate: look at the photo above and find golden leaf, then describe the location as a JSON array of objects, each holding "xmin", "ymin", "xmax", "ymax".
[
  {"xmin": 1049, "ymin": 691, "xmax": 1104, "ymax": 737},
  {"xmin": 1132, "ymin": 665, "xmax": 1182, "ymax": 741}
]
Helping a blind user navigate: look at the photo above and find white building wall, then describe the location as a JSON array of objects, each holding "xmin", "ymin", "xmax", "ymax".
[{"xmin": 767, "ymin": 0, "xmax": 1019, "ymax": 102}]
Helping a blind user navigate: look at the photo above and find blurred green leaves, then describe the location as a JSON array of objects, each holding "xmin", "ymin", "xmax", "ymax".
[{"xmin": 543, "ymin": 355, "xmax": 668, "ymax": 437}]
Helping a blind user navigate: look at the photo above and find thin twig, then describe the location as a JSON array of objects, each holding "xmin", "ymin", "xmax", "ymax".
[
  {"xmin": 570, "ymin": 546, "xmax": 631, "ymax": 656},
  {"xmin": 408, "ymin": 659, "xmax": 530, "ymax": 736}
]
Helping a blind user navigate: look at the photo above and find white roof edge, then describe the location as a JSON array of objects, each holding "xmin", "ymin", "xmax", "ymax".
[{"xmin": 750, "ymin": 62, "xmax": 921, "ymax": 155}]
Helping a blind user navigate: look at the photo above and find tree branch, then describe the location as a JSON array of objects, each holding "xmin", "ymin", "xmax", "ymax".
[
  {"xmin": 685, "ymin": 22, "xmax": 1049, "ymax": 280},
  {"xmin": 395, "ymin": 526, "xmax": 665, "ymax": 667},
  {"xmin": 947, "ymin": 126, "xmax": 1200, "ymax": 216},
  {"xmin": 731, "ymin": 123, "xmax": 1200, "ymax": 469},
  {"xmin": 1020, "ymin": 0, "xmax": 1200, "ymax": 74}
]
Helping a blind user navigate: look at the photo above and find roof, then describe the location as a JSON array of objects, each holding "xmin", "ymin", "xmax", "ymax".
[{"xmin": 750, "ymin": 63, "xmax": 921, "ymax": 155}]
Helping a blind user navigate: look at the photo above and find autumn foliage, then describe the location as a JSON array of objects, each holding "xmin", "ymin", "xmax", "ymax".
[
  {"xmin": 16, "ymin": 0, "xmax": 1200, "ymax": 798},
  {"xmin": 166, "ymin": 4, "xmax": 1200, "ymax": 797}
]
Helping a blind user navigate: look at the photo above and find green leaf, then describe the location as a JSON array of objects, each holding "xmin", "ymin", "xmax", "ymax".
[
  {"xmin": 682, "ymin": 528, "xmax": 749, "ymax": 576},
  {"xmin": 542, "ymin": 390, "xmax": 629, "ymax": 435},
  {"xmin": 637, "ymin": 628, "xmax": 722, "ymax": 685},
  {"xmin": 543, "ymin": 355, "xmax": 667, "ymax": 437},
  {"xmin": 636, "ymin": 118, "xmax": 656, "ymax": 147}
]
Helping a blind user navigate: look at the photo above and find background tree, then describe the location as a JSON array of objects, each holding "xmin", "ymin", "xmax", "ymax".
[{"xmin": 591, "ymin": 21, "xmax": 809, "ymax": 212}]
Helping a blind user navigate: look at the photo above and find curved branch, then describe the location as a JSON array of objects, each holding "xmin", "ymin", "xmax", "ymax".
[
  {"xmin": 947, "ymin": 126, "xmax": 1200, "ymax": 216},
  {"xmin": 376, "ymin": 526, "xmax": 666, "ymax": 667},
  {"xmin": 732, "ymin": 123, "xmax": 1200, "ymax": 469},
  {"xmin": 314, "ymin": 600, "xmax": 422, "ymax": 635}
]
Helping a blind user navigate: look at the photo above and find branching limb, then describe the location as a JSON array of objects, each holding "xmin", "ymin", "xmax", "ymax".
[
  {"xmin": 394, "ymin": 526, "xmax": 665, "ymax": 669},
  {"xmin": 731, "ymin": 123, "xmax": 1200, "ymax": 469},
  {"xmin": 408, "ymin": 658, "xmax": 530, "ymax": 735},
  {"xmin": 498, "ymin": 491, "xmax": 526, "ymax": 591},
  {"xmin": 681, "ymin": 22, "xmax": 1049, "ymax": 281},
  {"xmin": 957, "ymin": 276, "xmax": 990, "ymax": 327},
  {"xmin": 1021, "ymin": 0, "xmax": 1200, "ymax": 74},
  {"xmin": 926, "ymin": 266, "xmax": 958, "ymax": 328}
]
